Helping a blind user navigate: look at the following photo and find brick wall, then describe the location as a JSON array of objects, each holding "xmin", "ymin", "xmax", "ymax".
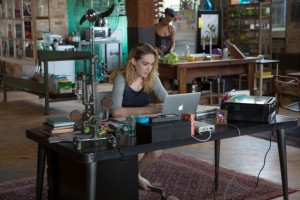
[{"xmin": 36, "ymin": 0, "xmax": 69, "ymax": 39}]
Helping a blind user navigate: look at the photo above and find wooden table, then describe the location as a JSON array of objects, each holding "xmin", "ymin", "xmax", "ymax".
[
  {"xmin": 158, "ymin": 57, "xmax": 257, "ymax": 94},
  {"xmin": 26, "ymin": 115, "xmax": 297, "ymax": 200}
]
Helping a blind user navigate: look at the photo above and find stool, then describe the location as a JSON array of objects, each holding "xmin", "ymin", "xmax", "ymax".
[{"xmin": 254, "ymin": 59, "xmax": 279, "ymax": 96}]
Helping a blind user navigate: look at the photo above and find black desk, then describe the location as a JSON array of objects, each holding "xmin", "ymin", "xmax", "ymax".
[{"xmin": 26, "ymin": 115, "xmax": 297, "ymax": 200}]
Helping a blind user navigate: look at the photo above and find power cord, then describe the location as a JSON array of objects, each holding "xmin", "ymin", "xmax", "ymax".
[
  {"xmin": 116, "ymin": 145, "xmax": 126, "ymax": 161},
  {"xmin": 245, "ymin": 119, "xmax": 277, "ymax": 198},
  {"xmin": 191, "ymin": 128, "xmax": 216, "ymax": 199},
  {"xmin": 222, "ymin": 123, "xmax": 242, "ymax": 200},
  {"xmin": 191, "ymin": 129, "xmax": 212, "ymax": 142},
  {"xmin": 190, "ymin": 122, "xmax": 242, "ymax": 200},
  {"xmin": 190, "ymin": 117, "xmax": 279, "ymax": 199},
  {"xmin": 245, "ymin": 131, "xmax": 272, "ymax": 197}
]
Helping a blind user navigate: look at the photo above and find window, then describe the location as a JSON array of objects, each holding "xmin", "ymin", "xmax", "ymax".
[
  {"xmin": 164, "ymin": 0, "xmax": 180, "ymax": 11},
  {"xmin": 272, "ymin": 0, "xmax": 286, "ymax": 28}
]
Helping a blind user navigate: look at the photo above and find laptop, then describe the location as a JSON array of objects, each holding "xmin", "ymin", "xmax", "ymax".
[{"xmin": 161, "ymin": 92, "xmax": 201, "ymax": 115}]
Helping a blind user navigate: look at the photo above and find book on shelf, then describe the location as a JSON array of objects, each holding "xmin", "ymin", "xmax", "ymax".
[{"xmin": 46, "ymin": 116, "xmax": 75, "ymax": 127}]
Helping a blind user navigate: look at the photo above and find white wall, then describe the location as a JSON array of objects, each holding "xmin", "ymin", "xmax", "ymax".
[{"xmin": 164, "ymin": 0, "xmax": 180, "ymax": 11}]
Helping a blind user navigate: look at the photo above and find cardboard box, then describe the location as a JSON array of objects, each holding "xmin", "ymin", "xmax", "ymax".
[
  {"xmin": 59, "ymin": 81, "xmax": 72, "ymax": 93},
  {"xmin": 49, "ymin": 76, "xmax": 72, "ymax": 94}
]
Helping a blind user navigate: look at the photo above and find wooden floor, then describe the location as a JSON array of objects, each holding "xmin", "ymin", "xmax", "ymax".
[{"xmin": 0, "ymin": 88, "xmax": 299, "ymax": 199}]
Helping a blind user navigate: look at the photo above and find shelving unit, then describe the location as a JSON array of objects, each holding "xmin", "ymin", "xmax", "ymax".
[
  {"xmin": 0, "ymin": 0, "xmax": 50, "ymax": 66},
  {"xmin": 222, "ymin": 1, "xmax": 272, "ymax": 58},
  {"xmin": 3, "ymin": 51, "xmax": 91, "ymax": 115}
]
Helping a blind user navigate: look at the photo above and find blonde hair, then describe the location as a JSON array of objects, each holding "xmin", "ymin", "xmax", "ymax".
[{"xmin": 110, "ymin": 43, "xmax": 159, "ymax": 93}]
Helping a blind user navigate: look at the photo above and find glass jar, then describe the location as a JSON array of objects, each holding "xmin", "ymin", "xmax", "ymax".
[
  {"xmin": 126, "ymin": 116, "xmax": 136, "ymax": 137},
  {"xmin": 184, "ymin": 45, "xmax": 190, "ymax": 61}
]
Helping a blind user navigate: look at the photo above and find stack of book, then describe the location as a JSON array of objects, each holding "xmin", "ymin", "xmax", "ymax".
[{"xmin": 41, "ymin": 116, "xmax": 75, "ymax": 135}]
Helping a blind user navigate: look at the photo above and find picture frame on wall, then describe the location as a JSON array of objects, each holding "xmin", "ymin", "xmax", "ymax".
[{"xmin": 196, "ymin": 10, "xmax": 222, "ymax": 53}]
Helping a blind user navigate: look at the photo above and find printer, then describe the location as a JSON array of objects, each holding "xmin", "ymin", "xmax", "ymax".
[{"xmin": 221, "ymin": 95, "xmax": 277, "ymax": 123}]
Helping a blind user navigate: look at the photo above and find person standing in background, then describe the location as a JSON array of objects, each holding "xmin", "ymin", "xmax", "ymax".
[{"xmin": 154, "ymin": 7, "xmax": 176, "ymax": 56}]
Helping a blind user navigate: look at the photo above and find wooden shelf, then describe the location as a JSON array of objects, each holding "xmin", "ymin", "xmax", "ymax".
[
  {"xmin": 36, "ymin": 16, "xmax": 50, "ymax": 20},
  {"xmin": 222, "ymin": 1, "xmax": 272, "ymax": 58},
  {"xmin": 3, "ymin": 51, "xmax": 92, "ymax": 115},
  {"xmin": 49, "ymin": 93, "xmax": 77, "ymax": 101},
  {"xmin": 0, "ymin": 0, "xmax": 50, "ymax": 66}
]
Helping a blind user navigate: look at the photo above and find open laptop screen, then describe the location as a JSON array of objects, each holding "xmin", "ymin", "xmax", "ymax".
[{"xmin": 161, "ymin": 92, "xmax": 201, "ymax": 115}]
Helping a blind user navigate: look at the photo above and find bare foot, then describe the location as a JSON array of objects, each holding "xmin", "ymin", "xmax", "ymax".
[{"xmin": 138, "ymin": 174, "xmax": 152, "ymax": 191}]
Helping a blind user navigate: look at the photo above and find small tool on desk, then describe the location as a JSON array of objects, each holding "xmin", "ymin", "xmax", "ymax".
[{"xmin": 101, "ymin": 97, "xmax": 113, "ymax": 120}]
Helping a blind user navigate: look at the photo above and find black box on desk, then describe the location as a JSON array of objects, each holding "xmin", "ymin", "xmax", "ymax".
[
  {"xmin": 136, "ymin": 120, "xmax": 191, "ymax": 143},
  {"xmin": 221, "ymin": 95, "xmax": 277, "ymax": 123}
]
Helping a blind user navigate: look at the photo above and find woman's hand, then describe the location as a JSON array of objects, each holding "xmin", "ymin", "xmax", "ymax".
[{"xmin": 146, "ymin": 103, "xmax": 163, "ymax": 114}]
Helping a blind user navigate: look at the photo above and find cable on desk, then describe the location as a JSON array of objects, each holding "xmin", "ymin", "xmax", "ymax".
[
  {"xmin": 225, "ymin": 123, "xmax": 241, "ymax": 136},
  {"xmin": 191, "ymin": 129, "xmax": 212, "ymax": 142},
  {"xmin": 115, "ymin": 145, "xmax": 126, "ymax": 161}
]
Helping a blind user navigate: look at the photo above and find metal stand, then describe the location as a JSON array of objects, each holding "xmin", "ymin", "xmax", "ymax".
[{"xmin": 72, "ymin": 21, "xmax": 113, "ymax": 148}]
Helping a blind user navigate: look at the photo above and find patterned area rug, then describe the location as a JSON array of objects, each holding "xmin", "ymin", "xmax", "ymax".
[
  {"xmin": 0, "ymin": 151, "xmax": 298, "ymax": 200},
  {"xmin": 141, "ymin": 151, "xmax": 298, "ymax": 200},
  {"xmin": 0, "ymin": 177, "xmax": 48, "ymax": 200}
]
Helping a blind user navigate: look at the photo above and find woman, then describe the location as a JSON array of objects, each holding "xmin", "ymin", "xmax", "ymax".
[
  {"xmin": 154, "ymin": 7, "xmax": 176, "ymax": 56},
  {"xmin": 110, "ymin": 43, "xmax": 168, "ymax": 191}
]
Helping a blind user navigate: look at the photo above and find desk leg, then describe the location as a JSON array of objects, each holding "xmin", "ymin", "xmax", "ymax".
[
  {"xmin": 1, "ymin": 62, "xmax": 7, "ymax": 102},
  {"xmin": 247, "ymin": 63, "xmax": 255, "ymax": 95},
  {"xmin": 178, "ymin": 68, "xmax": 187, "ymax": 93},
  {"xmin": 276, "ymin": 129, "xmax": 289, "ymax": 200},
  {"xmin": 86, "ymin": 162, "xmax": 97, "ymax": 200},
  {"xmin": 36, "ymin": 144, "xmax": 46, "ymax": 200},
  {"xmin": 44, "ymin": 61, "xmax": 50, "ymax": 115},
  {"xmin": 259, "ymin": 63, "xmax": 263, "ymax": 96},
  {"xmin": 161, "ymin": 79, "xmax": 171, "ymax": 91},
  {"xmin": 214, "ymin": 140, "xmax": 220, "ymax": 191}
]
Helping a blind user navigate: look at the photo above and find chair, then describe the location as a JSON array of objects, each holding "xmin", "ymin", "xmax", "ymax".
[{"xmin": 272, "ymin": 75, "xmax": 300, "ymax": 113}]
